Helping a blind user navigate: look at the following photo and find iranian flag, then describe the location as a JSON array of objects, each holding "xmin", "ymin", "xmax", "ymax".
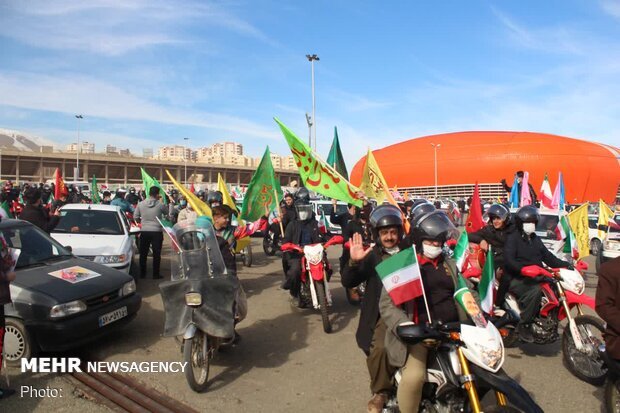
[
  {"xmin": 540, "ymin": 173, "xmax": 554, "ymax": 209},
  {"xmin": 453, "ymin": 231, "xmax": 470, "ymax": 272},
  {"xmin": 479, "ymin": 247, "xmax": 495, "ymax": 313},
  {"xmin": 376, "ymin": 246, "xmax": 423, "ymax": 306},
  {"xmin": 318, "ymin": 209, "xmax": 329, "ymax": 234},
  {"xmin": 559, "ymin": 215, "xmax": 579, "ymax": 259},
  {"xmin": 157, "ymin": 217, "xmax": 179, "ymax": 252}
]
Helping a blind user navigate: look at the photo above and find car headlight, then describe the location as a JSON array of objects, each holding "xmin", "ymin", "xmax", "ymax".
[
  {"xmin": 98, "ymin": 254, "xmax": 127, "ymax": 264},
  {"xmin": 185, "ymin": 292, "xmax": 202, "ymax": 307},
  {"xmin": 119, "ymin": 280, "xmax": 136, "ymax": 296},
  {"xmin": 50, "ymin": 300, "xmax": 87, "ymax": 318}
]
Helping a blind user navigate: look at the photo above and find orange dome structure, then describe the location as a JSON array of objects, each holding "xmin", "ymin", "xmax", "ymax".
[{"xmin": 350, "ymin": 131, "xmax": 620, "ymax": 203}]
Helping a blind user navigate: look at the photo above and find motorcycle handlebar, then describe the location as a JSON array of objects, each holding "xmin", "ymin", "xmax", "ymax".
[{"xmin": 280, "ymin": 242, "xmax": 303, "ymax": 253}]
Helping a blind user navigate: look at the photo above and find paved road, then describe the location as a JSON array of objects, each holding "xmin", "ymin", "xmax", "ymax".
[{"xmin": 5, "ymin": 239, "xmax": 605, "ymax": 412}]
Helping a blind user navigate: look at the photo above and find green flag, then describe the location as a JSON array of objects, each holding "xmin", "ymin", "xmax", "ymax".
[
  {"xmin": 0, "ymin": 200, "xmax": 10, "ymax": 218},
  {"xmin": 274, "ymin": 118, "xmax": 362, "ymax": 207},
  {"xmin": 326, "ymin": 127, "xmax": 349, "ymax": 180},
  {"xmin": 140, "ymin": 168, "xmax": 168, "ymax": 205},
  {"xmin": 479, "ymin": 247, "xmax": 495, "ymax": 313},
  {"xmin": 241, "ymin": 147, "xmax": 283, "ymax": 222},
  {"xmin": 453, "ymin": 231, "xmax": 469, "ymax": 272},
  {"xmin": 91, "ymin": 175, "xmax": 101, "ymax": 204}
]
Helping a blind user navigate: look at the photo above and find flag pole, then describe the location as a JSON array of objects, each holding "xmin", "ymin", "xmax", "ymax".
[
  {"xmin": 273, "ymin": 188, "xmax": 284, "ymax": 237},
  {"xmin": 413, "ymin": 245, "xmax": 432, "ymax": 324}
]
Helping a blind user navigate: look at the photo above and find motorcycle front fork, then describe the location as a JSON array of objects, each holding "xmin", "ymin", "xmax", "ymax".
[{"xmin": 456, "ymin": 347, "xmax": 507, "ymax": 413}]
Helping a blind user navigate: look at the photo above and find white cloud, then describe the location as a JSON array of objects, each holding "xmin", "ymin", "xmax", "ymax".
[
  {"xmin": 0, "ymin": 72, "xmax": 279, "ymax": 140},
  {"xmin": 601, "ymin": 0, "xmax": 620, "ymax": 19}
]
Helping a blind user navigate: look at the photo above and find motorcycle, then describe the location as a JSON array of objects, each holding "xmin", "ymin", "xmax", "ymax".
[
  {"xmin": 600, "ymin": 346, "xmax": 620, "ymax": 412},
  {"xmin": 263, "ymin": 225, "xmax": 282, "ymax": 256},
  {"xmin": 159, "ymin": 219, "xmax": 239, "ymax": 392},
  {"xmin": 383, "ymin": 320, "xmax": 543, "ymax": 413},
  {"xmin": 504, "ymin": 264, "xmax": 607, "ymax": 385},
  {"xmin": 281, "ymin": 235, "xmax": 343, "ymax": 333}
]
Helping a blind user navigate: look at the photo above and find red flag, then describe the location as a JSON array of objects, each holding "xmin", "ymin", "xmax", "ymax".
[
  {"xmin": 54, "ymin": 168, "xmax": 68, "ymax": 199},
  {"xmin": 465, "ymin": 182, "xmax": 485, "ymax": 233},
  {"xmin": 190, "ymin": 183, "xmax": 196, "ymax": 194}
]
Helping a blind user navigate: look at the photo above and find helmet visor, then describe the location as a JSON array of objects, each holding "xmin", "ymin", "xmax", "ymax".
[
  {"xmin": 417, "ymin": 211, "xmax": 459, "ymax": 242},
  {"xmin": 369, "ymin": 205, "xmax": 403, "ymax": 228}
]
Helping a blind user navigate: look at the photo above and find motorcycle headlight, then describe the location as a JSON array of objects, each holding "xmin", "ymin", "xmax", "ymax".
[
  {"xmin": 98, "ymin": 254, "xmax": 127, "ymax": 264},
  {"xmin": 185, "ymin": 292, "xmax": 202, "ymax": 307},
  {"xmin": 50, "ymin": 300, "xmax": 87, "ymax": 318},
  {"xmin": 119, "ymin": 280, "xmax": 136, "ymax": 296}
]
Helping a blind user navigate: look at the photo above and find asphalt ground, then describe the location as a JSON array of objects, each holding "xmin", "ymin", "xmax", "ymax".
[{"xmin": 2, "ymin": 238, "xmax": 606, "ymax": 412}]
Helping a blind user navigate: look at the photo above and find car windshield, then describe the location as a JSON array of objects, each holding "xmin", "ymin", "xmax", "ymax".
[
  {"xmin": 536, "ymin": 215, "xmax": 560, "ymax": 240},
  {"xmin": 54, "ymin": 210, "xmax": 124, "ymax": 235},
  {"xmin": 611, "ymin": 215, "xmax": 620, "ymax": 234},
  {"xmin": 1, "ymin": 224, "xmax": 72, "ymax": 268},
  {"xmin": 316, "ymin": 203, "xmax": 348, "ymax": 216}
]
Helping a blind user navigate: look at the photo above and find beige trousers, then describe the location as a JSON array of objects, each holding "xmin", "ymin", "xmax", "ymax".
[{"xmin": 397, "ymin": 344, "xmax": 428, "ymax": 413}]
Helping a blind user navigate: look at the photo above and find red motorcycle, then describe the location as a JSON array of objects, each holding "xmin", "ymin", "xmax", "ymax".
[{"xmin": 281, "ymin": 235, "xmax": 343, "ymax": 333}]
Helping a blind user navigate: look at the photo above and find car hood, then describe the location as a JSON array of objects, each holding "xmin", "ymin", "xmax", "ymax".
[
  {"xmin": 12, "ymin": 257, "xmax": 132, "ymax": 303},
  {"xmin": 51, "ymin": 233, "xmax": 128, "ymax": 256}
]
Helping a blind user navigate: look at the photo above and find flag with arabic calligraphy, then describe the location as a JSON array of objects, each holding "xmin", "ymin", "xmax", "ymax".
[
  {"xmin": 359, "ymin": 148, "xmax": 397, "ymax": 205},
  {"xmin": 241, "ymin": 146, "xmax": 283, "ymax": 222},
  {"xmin": 274, "ymin": 118, "xmax": 362, "ymax": 207}
]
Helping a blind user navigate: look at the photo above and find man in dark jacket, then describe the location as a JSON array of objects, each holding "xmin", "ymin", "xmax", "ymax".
[
  {"xmin": 281, "ymin": 189, "xmax": 323, "ymax": 305},
  {"xmin": 596, "ymin": 257, "xmax": 620, "ymax": 360},
  {"xmin": 501, "ymin": 170, "xmax": 537, "ymax": 206},
  {"xmin": 342, "ymin": 205, "xmax": 408, "ymax": 413},
  {"xmin": 20, "ymin": 187, "xmax": 60, "ymax": 233},
  {"xmin": 280, "ymin": 192, "xmax": 297, "ymax": 230},
  {"xmin": 504, "ymin": 206, "xmax": 571, "ymax": 343},
  {"xmin": 468, "ymin": 203, "xmax": 514, "ymax": 305}
]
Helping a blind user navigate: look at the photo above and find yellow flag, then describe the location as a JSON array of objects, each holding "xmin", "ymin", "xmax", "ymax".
[
  {"xmin": 218, "ymin": 173, "xmax": 239, "ymax": 214},
  {"xmin": 598, "ymin": 199, "xmax": 615, "ymax": 239},
  {"xmin": 359, "ymin": 149, "xmax": 397, "ymax": 205},
  {"xmin": 567, "ymin": 204, "xmax": 590, "ymax": 259},
  {"xmin": 165, "ymin": 170, "xmax": 212, "ymax": 217}
]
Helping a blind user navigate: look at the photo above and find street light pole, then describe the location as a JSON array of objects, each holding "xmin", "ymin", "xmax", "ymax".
[
  {"xmin": 431, "ymin": 143, "xmax": 441, "ymax": 199},
  {"xmin": 306, "ymin": 54, "xmax": 319, "ymax": 151},
  {"xmin": 305, "ymin": 113, "xmax": 312, "ymax": 147},
  {"xmin": 75, "ymin": 114, "xmax": 83, "ymax": 181},
  {"xmin": 184, "ymin": 137, "xmax": 189, "ymax": 187}
]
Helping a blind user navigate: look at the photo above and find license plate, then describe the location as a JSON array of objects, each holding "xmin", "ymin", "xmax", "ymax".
[{"xmin": 98, "ymin": 306, "xmax": 128, "ymax": 327}]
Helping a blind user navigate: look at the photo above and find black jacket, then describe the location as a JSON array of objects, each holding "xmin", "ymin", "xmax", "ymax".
[
  {"xmin": 504, "ymin": 230, "xmax": 569, "ymax": 278},
  {"xmin": 468, "ymin": 221, "xmax": 515, "ymax": 268},
  {"xmin": 283, "ymin": 217, "xmax": 323, "ymax": 247},
  {"xmin": 330, "ymin": 209, "xmax": 352, "ymax": 230},
  {"xmin": 281, "ymin": 205, "xmax": 297, "ymax": 230},
  {"xmin": 20, "ymin": 204, "xmax": 59, "ymax": 233},
  {"xmin": 341, "ymin": 239, "xmax": 410, "ymax": 354}
]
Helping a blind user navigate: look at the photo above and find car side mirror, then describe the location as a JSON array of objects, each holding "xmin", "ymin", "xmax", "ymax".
[{"xmin": 64, "ymin": 245, "xmax": 73, "ymax": 253}]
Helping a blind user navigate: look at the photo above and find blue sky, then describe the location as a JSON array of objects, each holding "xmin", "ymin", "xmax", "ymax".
[{"xmin": 1, "ymin": 0, "xmax": 619, "ymax": 168}]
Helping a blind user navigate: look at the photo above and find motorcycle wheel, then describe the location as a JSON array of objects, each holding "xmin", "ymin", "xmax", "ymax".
[
  {"xmin": 605, "ymin": 376, "xmax": 620, "ymax": 413},
  {"xmin": 562, "ymin": 314, "xmax": 607, "ymax": 386},
  {"xmin": 183, "ymin": 331, "xmax": 210, "ymax": 392},
  {"xmin": 263, "ymin": 233, "xmax": 276, "ymax": 256},
  {"xmin": 243, "ymin": 245, "xmax": 253, "ymax": 267},
  {"xmin": 315, "ymin": 281, "xmax": 332, "ymax": 334}
]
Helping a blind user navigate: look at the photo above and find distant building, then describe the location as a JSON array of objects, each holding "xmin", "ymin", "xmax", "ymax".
[
  {"xmin": 158, "ymin": 145, "xmax": 194, "ymax": 161},
  {"xmin": 66, "ymin": 142, "xmax": 95, "ymax": 154},
  {"xmin": 39, "ymin": 145, "xmax": 54, "ymax": 153},
  {"xmin": 119, "ymin": 149, "xmax": 131, "ymax": 157},
  {"xmin": 143, "ymin": 148, "xmax": 153, "ymax": 159},
  {"xmin": 105, "ymin": 145, "xmax": 118, "ymax": 155},
  {"xmin": 196, "ymin": 142, "xmax": 243, "ymax": 161}
]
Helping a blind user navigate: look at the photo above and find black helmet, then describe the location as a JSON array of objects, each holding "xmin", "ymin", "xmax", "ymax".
[
  {"xmin": 294, "ymin": 187, "xmax": 311, "ymax": 206},
  {"xmin": 370, "ymin": 204, "xmax": 403, "ymax": 230},
  {"xmin": 206, "ymin": 190, "xmax": 223, "ymax": 206},
  {"xmin": 129, "ymin": 187, "xmax": 136, "ymax": 194},
  {"xmin": 412, "ymin": 210, "xmax": 459, "ymax": 248},
  {"xmin": 516, "ymin": 205, "xmax": 539, "ymax": 224},
  {"xmin": 485, "ymin": 204, "xmax": 510, "ymax": 223},
  {"xmin": 410, "ymin": 202, "xmax": 435, "ymax": 227}
]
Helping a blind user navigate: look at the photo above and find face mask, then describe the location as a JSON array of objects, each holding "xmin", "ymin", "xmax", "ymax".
[
  {"xmin": 384, "ymin": 246, "xmax": 400, "ymax": 255},
  {"xmin": 298, "ymin": 210, "xmax": 311, "ymax": 221},
  {"xmin": 423, "ymin": 244, "xmax": 443, "ymax": 259},
  {"xmin": 180, "ymin": 200, "xmax": 187, "ymax": 207},
  {"xmin": 522, "ymin": 223, "xmax": 536, "ymax": 235}
]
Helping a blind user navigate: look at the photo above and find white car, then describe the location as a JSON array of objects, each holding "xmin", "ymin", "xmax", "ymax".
[
  {"xmin": 310, "ymin": 200, "xmax": 349, "ymax": 235},
  {"xmin": 51, "ymin": 204, "xmax": 138, "ymax": 274},
  {"xmin": 597, "ymin": 214, "xmax": 620, "ymax": 272}
]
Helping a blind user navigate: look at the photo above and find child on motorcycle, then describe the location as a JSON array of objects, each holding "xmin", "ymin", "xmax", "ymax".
[{"xmin": 379, "ymin": 209, "xmax": 470, "ymax": 413}]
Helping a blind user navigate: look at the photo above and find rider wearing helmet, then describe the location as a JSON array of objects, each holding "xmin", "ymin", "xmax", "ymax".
[
  {"xmin": 504, "ymin": 205, "xmax": 572, "ymax": 343},
  {"xmin": 281, "ymin": 188, "xmax": 323, "ymax": 304},
  {"xmin": 469, "ymin": 203, "xmax": 514, "ymax": 305},
  {"xmin": 126, "ymin": 187, "xmax": 140, "ymax": 205},
  {"xmin": 343, "ymin": 204, "xmax": 409, "ymax": 413},
  {"xmin": 206, "ymin": 190, "xmax": 224, "ymax": 208},
  {"xmin": 379, "ymin": 210, "xmax": 469, "ymax": 413},
  {"xmin": 111, "ymin": 188, "xmax": 134, "ymax": 214}
]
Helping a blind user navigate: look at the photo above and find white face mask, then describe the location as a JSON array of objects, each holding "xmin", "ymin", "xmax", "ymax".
[
  {"xmin": 422, "ymin": 244, "xmax": 443, "ymax": 259},
  {"xmin": 384, "ymin": 246, "xmax": 400, "ymax": 255},
  {"xmin": 522, "ymin": 222, "xmax": 536, "ymax": 235}
]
